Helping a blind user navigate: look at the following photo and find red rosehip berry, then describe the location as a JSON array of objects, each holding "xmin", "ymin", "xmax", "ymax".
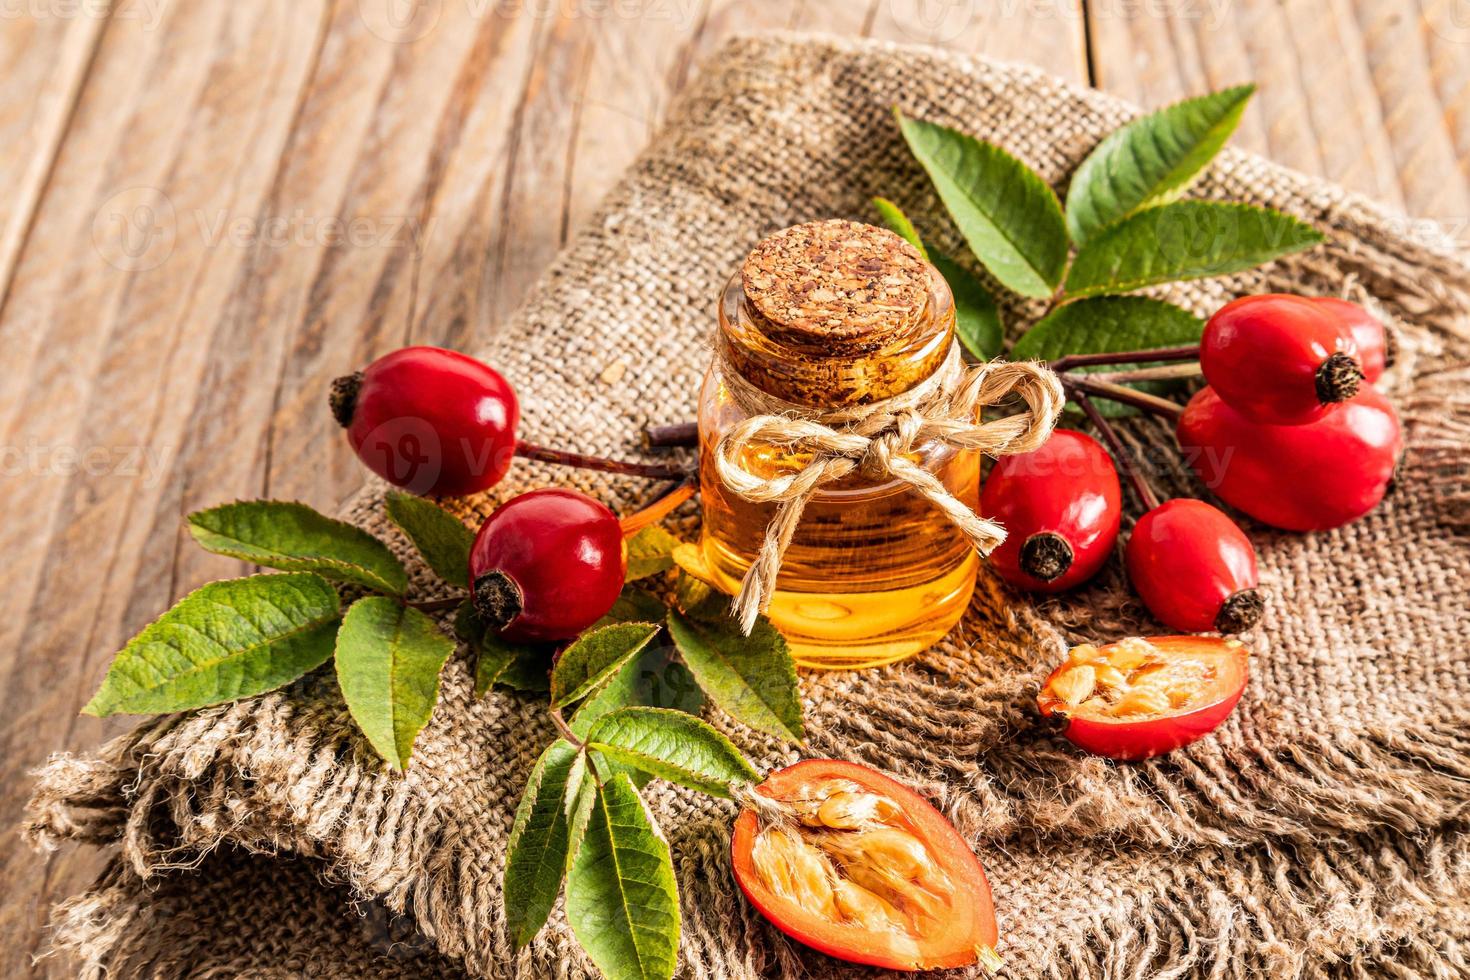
[
  {"xmin": 1200, "ymin": 294, "xmax": 1364, "ymax": 425},
  {"xmin": 331, "ymin": 346, "xmax": 519, "ymax": 497},
  {"xmin": 469, "ymin": 488, "xmax": 626, "ymax": 642},
  {"xmin": 1176, "ymin": 384, "xmax": 1402, "ymax": 532},
  {"xmin": 1125, "ymin": 499, "xmax": 1262, "ymax": 634},
  {"xmin": 1310, "ymin": 296, "xmax": 1388, "ymax": 383},
  {"xmin": 980, "ymin": 430, "xmax": 1122, "ymax": 593}
]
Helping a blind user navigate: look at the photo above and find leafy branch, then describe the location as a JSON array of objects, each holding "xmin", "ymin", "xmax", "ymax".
[
  {"xmin": 86, "ymin": 493, "xmax": 805, "ymax": 778},
  {"xmin": 879, "ymin": 85, "xmax": 1324, "ymax": 390}
]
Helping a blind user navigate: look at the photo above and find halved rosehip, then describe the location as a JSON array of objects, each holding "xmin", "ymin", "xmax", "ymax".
[
  {"xmin": 731, "ymin": 759, "xmax": 999, "ymax": 973},
  {"xmin": 1037, "ymin": 636, "xmax": 1249, "ymax": 761}
]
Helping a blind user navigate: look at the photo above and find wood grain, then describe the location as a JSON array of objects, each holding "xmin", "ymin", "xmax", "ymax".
[{"xmin": 0, "ymin": 2, "xmax": 1462, "ymax": 976}]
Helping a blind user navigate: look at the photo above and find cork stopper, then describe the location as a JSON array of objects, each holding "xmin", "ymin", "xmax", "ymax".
[{"xmin": 741, "ymin": 220, "xmax": 930, "ymax": 350}]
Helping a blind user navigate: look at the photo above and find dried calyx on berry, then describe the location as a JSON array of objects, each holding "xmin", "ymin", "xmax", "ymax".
[
  {"xmin": 1314, "ymin": 351, "xmax": 1364, "ymax": 405},
  {"xmin": 1215, "ymin": 589, "xmax": 1265, "ymax": 635},
  {"xmin": 1125, "ymin": 498, "xmax": 1263, "ymax": 635},
  {"xmin": 328, "ymin": 372, "xmax": 363, "ymax": 429},
  {"xmin": 980, "ymin": 430, "xmax": 1122, "ymax": 595},
  {"xmin": 1201, "ymin": 294, "xmax": 1368, "ymax": 425},
  {"xmin": 471, "ymin": 571, "xmax": 524, "ymax": 631},
  {"xmin": 1019, "ymin": 532, "xmax": 1073, "ymax": 582},
  {"xmin": 332, "ymin": 346, "xmax": 520, "ymax": 497}
]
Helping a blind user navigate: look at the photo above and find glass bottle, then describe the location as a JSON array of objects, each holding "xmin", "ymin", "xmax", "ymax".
[{"xmin": 696, "ymin": 220, "xmax": 979, "ymax": 670}]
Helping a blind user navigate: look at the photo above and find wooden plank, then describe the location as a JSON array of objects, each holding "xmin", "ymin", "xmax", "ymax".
[
  {"xmin": 0, "ymin": 3, "xmax": 331, "ymax": 973},
  {"xmin": 0, "ymin": 12, "xmax": 105, "ymax": 302},
  {"xmin": 1087, "ymin": 0, "xmax": 1470, "ymax": 225}
]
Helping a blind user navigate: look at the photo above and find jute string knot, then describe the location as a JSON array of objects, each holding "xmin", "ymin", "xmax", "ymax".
[{"xmin": 714, "ymin": 344, "xmax": 1065, "ymax": 633}]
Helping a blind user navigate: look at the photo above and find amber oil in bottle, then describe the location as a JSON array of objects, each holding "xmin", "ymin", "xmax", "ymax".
[{"xmin": 696, "ymin": 220, "xmax": 979, "ymax": 669}]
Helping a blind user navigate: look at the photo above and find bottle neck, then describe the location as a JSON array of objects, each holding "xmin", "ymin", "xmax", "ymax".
[{"xmin": 716, "ymin": 266, "xmax": 956, "ymax": 409}]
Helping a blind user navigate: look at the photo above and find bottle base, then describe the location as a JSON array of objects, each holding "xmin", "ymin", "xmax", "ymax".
[{"xmin": 696, "ymin": 541, "xmax": 978, "ymax": 671}]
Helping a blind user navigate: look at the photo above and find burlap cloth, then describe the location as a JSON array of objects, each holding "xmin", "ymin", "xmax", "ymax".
[{"xmin": 24, "ymin": 33, "xmax": 1470, "ymax": 979}]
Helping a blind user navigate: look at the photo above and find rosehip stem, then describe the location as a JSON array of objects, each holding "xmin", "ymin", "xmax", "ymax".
[
  {"xmin": 644, "ymin": 421, "xmax": 699, "ymax": 449},
  {"xmin": 1072, "ymin": 389, "xmax": 1161, "ymax": 511},
  {"xmin": 549, "ymin": 707, "xmax": 584, "ymax": 748},
  {"xmin": 514, "ymin": 440, "xmax": 690, "ymax": 481},
  {"xmin": 1048, "ymin": 345, "xmax": 1200, "ymax": 372},
  {"xmin": 619, "ymin": 479, "xmax": 697, "ymax": 537},
  {"xmin": 1086, "ymin": 362, "xmax": 1202, "ymax": 385},
  {"xmin": 1063, "ymin": 375, "xmax": 1185, "ymax": 422}
]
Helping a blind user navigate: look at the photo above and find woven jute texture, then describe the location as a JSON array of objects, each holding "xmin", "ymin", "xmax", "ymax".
[{"xmin": 25, "ymin": 32, "xmax": 1470, "ymax": 979}]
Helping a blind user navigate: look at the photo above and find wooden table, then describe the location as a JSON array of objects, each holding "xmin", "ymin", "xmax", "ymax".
[{"xmin": 1, "ymin": 1, "xmax": 1464, "ymax": 974}]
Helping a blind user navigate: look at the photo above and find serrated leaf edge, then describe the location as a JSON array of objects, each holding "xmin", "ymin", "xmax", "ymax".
[
  {"xmin": 665, "ymin": 609, "xmax": 805, "ymax": 744},
  {"xmin": 1065, "ymin": 84, "xmax": 1256, "ymax": 244},
  {"xmin": 895, "ymin": 108, "xmax": 1068, "ymax": 298},
  {"xmin": 335, "ymin": 599, "xmax": 453, "ymax": 770},
  {"xmin": 550, "ymin": 622, "xmax": 662, "ymax": 708},
  {"xmin": 188, "ymin": 499, "xmax": 407, "ymax": 595},
  {"xmin": 384, "ymin": 491, "xmax": 474, "ymax": 588},
  {"xmin": 83, "ymin": 572, "xmax": 342, "ymax": 717},
  {"xmin": 584, "ymin": 706, "xmax": 758, "ymax": 797},
  {"xmin": 1064, "ymin": 201, "xmax": 1325, "ymax": 298}
]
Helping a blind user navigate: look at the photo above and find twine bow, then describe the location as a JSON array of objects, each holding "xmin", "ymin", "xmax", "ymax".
[{"xmin": 714, "ymin": 346, "xmax": 1065, "ymax": 633}]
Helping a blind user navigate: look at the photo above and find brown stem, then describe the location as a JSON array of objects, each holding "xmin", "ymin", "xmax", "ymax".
[
  {"xmin": 1072, "ymin": 389, "xmax": 1161, "ymax": 512},
  {"xmin": 1048, "ymin": 345, "xmax": 1200, "ymax": 372},
  {"xmin": 619, "ymin": 479, "xmax": 697, "ymax": 537},
  {"xmin": 549, "ymin": 708, "xmax": 584, "ymax": 748},
  {"xmin": 514, "ymin": 440, "xmax": 690, "ymax": 481},
  {"xmin": 644, "ymin": 421, "xmax": 699, "ymax": 449},
  {"xmin": 1086, "ymin": 362, "xmax": 1201, "ymax": 385},
  {"xmin": 1064, "ymin": 375, "xmax": 1185, "ymax": 422}
]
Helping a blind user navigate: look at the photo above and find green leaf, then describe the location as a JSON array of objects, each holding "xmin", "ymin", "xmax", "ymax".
[
  {"xmin": 929, "ymin": 249, "xmax": 1002, "ymax": 361},
  {"xmin": 895, "ymin": 110, "xmax": 1068, "ymax": 298},
  {"xmin": 666, "ymin": 608, "xmax": 804, "ymax": 743},
  {"xmin": 1012, "ymin": 296, "xmax": 1205, "ymax": 417},
  {"xmin": 84, "ymin": 573, "xmax": 341, "ymax": 717},
  {"xmin": 594, "ymin": 586, "xmax": 669, "ymax": 630},
  {"xmin": 570, "ymin": 646, "xmax": 702, "ymax": 739},
  {"xmin": 1066, "ymin": 85, "xmax": 1255, "ymax": 245},
  {"xmin": 187, "ymin": 501, "xmax": 407, "ymax": 595},
  {"xmin": 334, "ymin": 597, "xmax": 455, "ymax": 769},
  {"xmin": 586, "ymin": 707, "xmax": 758, "ymax": 797},
  {"xmin": 871, "ymin": 197, "xmax": 929, "ymax": 258},
  {"xmin": 384, "ymin": 492, "xmax": 474, "ymax": 588},
  {"xmin": 623, "ymin": 526, "xmax": 681, "ymax": 582},
  {"xmin": 1064, "ymin": 201, "xmax": 1324, "ymax": 298},
  {"xmin": 455, "ymin": 602, "xmax": 551, "ymax": 694},
  {"xmin": 504, "ymin": 739, "xmax": 583, "ymax": 950},
  {"xmin": 550, "ymin": 623, "xmax": 661, "ymax": 708},
  {"xmin": 565, "ymin": 774, "xmax": 680, "ymax": 980}
]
